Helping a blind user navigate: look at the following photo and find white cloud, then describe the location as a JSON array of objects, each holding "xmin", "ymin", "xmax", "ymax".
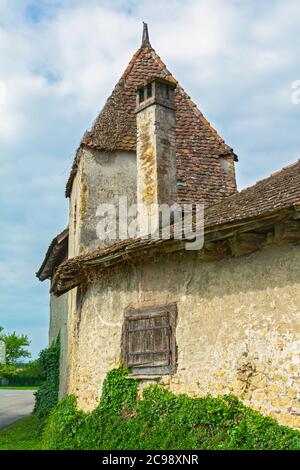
[{"xmin": 0, "ymin": 0, "xmax": 299, "ymax": 357}]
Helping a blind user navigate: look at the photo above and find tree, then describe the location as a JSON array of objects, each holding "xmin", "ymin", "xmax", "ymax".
[{"xmin": 0, "ymin": 327, "xmax": 31, "ymax": 364}]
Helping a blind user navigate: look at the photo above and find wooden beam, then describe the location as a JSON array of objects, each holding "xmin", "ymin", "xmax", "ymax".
[
  {"xmin": 230, "ymin": 232, "xmax": 266, "ymax": 256},
  {"xmin": 274, "ymin": 220, "xmax": 300, "ymax": 242}
]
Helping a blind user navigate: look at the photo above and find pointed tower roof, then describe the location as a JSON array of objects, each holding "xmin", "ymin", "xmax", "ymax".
[
  {"xmin": 141, "ymin": 22, "xmax": 151, "ymax": 47},
  {"xmin": 66, "ymin": 24, "xmax": 237, "ymax": 205}
]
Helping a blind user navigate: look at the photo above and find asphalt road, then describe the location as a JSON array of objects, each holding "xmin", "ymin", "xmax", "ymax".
[{"xmin": 0, "ymin": 390, "xmax": 35, "ymax": 430}]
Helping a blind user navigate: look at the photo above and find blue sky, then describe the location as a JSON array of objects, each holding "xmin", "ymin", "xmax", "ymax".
[{"xmin": 0, "ymin": 0, "xmax": 299, "ymax": 359}]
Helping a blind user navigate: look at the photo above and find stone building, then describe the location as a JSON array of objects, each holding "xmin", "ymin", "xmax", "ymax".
[{"xmin": 37, "ymin": 25, "xmax": 300, "ymax": 428}]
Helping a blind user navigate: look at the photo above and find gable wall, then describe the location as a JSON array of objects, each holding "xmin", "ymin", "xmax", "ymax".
[
  {"xmin": 68, "ymin": 148, "xmax": 137, "ymax": 259},
  {"xmin": 67, "ymin": 243, "xmax": 300, "ymax": 429},
  {"xmin": 49, "ymin": 280, "xmax": 68, "ymax": 399},
  {"xmin": 66, "ymin": 147, "xmax": 137, "ymax": 400}
]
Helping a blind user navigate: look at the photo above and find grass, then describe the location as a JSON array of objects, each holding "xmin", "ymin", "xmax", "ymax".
[
  {"xmin": 0, "ymin": 415, "xmax": 43, "ymax": 450},
  {"xmin": 0, "ymin": 386, "xmax": 39, "ymax": 390},
  {"xmin": 1, "ymin": 367, "xmax": 299, "ymax": 451}
]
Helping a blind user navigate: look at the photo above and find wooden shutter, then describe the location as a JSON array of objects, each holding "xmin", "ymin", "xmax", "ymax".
[{"xmin": 123, "ymin": 303, "xmax": 177, "ymax": 375}]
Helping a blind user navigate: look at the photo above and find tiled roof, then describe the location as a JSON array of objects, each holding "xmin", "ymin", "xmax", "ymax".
[
  {"xmin": 204, "ymin": 159, "xmax": 300, "ymax": 228},
  {"xmin": 65, "ymin": 31, "xmax": 237, "ymax": 204},
  {"xmin": 52, "ymin": 160, "xmax": 300, "ymax": 295},
  {"xmin": 36, "ymin": 228, "xmax": 68, "ymax": 281}
]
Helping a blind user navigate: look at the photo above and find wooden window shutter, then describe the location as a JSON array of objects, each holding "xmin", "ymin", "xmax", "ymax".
[{"xmin": 122, "ymin": 303, "xmax": 177, "ymax": 375}]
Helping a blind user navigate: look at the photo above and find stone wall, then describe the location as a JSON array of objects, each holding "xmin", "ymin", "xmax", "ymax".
[
  {"xmin": 49, "ymin": 287, "xmax": 68, "ymax": 399},
  {"xmin": 68, "ymin": 243, "xmax": 300, "ymax": 429},
  {"xmin": 67, "ymin": 147, "xmax": 137, "ymax": 399},
  {"xmin": 136, "ymin": 99, "xmax": 176, "ymax": 208},
  {"xmin": 68, "ymin": 147, "xmax": 137, "ymax": 259}
]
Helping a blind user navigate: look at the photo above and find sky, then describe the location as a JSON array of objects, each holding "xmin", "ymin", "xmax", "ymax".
[{"xmin": 0, "ymin": 0, "xmax": 299, "ymax": 359}]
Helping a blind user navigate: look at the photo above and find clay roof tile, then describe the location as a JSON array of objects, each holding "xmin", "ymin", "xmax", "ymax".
[{"xmin": 65, "ymin": 28, "xmax": 237, "ymax": 204}]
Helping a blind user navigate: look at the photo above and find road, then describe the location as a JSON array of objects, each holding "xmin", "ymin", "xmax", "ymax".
[{"xmin": 0, "ymin": 390, "xmax": 35, "ymax": 430}]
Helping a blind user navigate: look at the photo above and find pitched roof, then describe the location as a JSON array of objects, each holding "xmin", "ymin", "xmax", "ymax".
[
  {"xmin": 52, "ymin": 159, "xmax": 300, "ymax": 296},
  {"xmin": 204, "ymin": 159, "xmax": 300, "ymax": 228},
  {"xmin": 65, "ymin": 25, "xmax": 237, "ymax": 205},
  {"xmin": 36, "ymin": 228, "xmax": 68, "ymax": 281}
]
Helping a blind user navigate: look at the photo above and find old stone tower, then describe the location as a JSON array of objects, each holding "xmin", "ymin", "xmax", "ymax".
[{"xmin": 37, "ymin": 24, "xmax": 300, "ymax": 429}]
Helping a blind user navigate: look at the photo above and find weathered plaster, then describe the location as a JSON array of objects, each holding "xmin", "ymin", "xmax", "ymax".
[
  {"xmin": 68, "ymin": 168, "xmax": 81, "ymax": 259},
  {"xmin": 136, "ymin": 98, "xmax": 177, "ymax": 213},
  {"xmin": 69, "ymin": 148, "xmax": 137, "ymax": 258},
  {"xmin": 66, "ymin": 148, "xmax": 137, "ymax": 399},
  {"xmin": 49, "ymin": 288, "xmax": 68, "ymax": 399},
  {"xmin": 68, "ymin": 243, "xmax": 300, "ymax": 429}
]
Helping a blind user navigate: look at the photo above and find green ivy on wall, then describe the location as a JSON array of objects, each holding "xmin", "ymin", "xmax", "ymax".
[
  {"xmin": 34, "ymin": 335, "xmax": 60, "ymax": 427},
  {"xmin": 42, "ymin": 366, "xmax": 300, "ymax": 450}
]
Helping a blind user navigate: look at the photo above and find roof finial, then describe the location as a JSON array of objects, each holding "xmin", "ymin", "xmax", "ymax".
[{"xmin": 141, "ymin": 22, "xmax": 151, "ymax": 47}]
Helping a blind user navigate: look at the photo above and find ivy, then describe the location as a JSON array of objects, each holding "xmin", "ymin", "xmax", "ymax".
[
  {"xmin": 43, "ymin": 366, "xmax": 300, "ymax": 450},
  {"xmin": 34, "ymin": 335, "xmax": 60, "ymax": 427},
  {"xmin": 98, "ymin": 366, "xmax": 137, "ymax": 414}
]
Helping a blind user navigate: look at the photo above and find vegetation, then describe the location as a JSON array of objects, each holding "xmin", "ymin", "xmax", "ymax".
[
  {"xmin": 1, "ymin": 365, "xmax": 299, "ymax": 450},
  {"xmin": 0, "ymin": 337, "xmax": 60, "ymax": 451},
  {"xmin": 0, "ymin": 415, "xmax": 42, "ymax": 450},
  {"xmin": 0, "ymin": 326, "xmax": 31, "ymax": 364},
  {"xmin": 0, "ymin": 360, "xmax": 44, "ymax": 387},
  {"xmin": 0, "ymin": 386, "xmax": 39, "ymax": 390},
  {"xmin": 43, "ymin": 367, "xmax": 300, "ymax": 451},
  {"xmin": 0, "ymin": 325, "xmax": 39, "ymax": 386},
  {"xmin": 34, "ymin": 336, "xmax": 60, "ymax": 427}
]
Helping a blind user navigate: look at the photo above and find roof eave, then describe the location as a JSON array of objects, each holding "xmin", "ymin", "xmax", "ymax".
[
  {"xmin": 51, "ymin": 203, "xmax": 300, "ymax": 297},
  {"xmin": 36, "ymin": 229, "xmax": 69, "ymax": 281}
]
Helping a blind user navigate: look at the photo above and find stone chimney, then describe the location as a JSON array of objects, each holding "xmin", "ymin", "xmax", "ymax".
[{"xmin": 135, "ymin": 77, "xmax": 177, "ymax": 233}]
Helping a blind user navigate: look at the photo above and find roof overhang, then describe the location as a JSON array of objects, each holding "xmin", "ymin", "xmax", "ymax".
[
  {"xmin": 36, "ymin": 229, "xmax": 69, "ymax": 281},
  {"xmin": 51, "ymin": 205, "xmax": 300, "ymax": 297},
  {"xmin": 53, "ymin": 159, "xmax": 300, "ymax": 296}
]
